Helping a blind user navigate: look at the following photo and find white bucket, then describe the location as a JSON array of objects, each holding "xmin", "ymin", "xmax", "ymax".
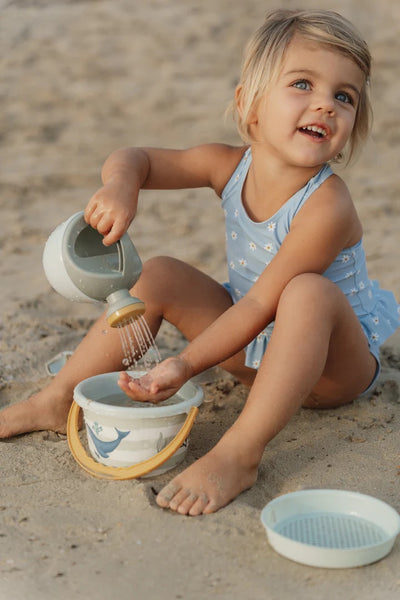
[{"xmin": 70, "ymin": 371, "xmax": 203, "ymax": 478}]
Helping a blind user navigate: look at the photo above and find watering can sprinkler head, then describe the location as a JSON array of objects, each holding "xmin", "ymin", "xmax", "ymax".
[
  {"xmin": 43, "ymin": 211, "xmax": 146, "ymax": 327},
  {"xmin": 105, "ymin": 289, "xmax": 145, "ymax": 327}
]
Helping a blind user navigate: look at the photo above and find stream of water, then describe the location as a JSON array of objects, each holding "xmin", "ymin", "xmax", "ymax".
[{"xmin": 117, "ymin": 315, "xmax": 162, "ymax": 371}]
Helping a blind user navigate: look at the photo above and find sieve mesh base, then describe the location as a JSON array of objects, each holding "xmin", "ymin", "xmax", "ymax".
[{"xmin": 275, "ymin": 512, "xmax": 387, "ymax": 549}]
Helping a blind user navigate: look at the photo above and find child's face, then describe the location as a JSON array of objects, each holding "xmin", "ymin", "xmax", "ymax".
[{"xmin": 248, "ymin": 35, "xmax": 365, "ymax": 168}]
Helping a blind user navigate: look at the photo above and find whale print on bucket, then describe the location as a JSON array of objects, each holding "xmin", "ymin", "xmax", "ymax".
[{"xmin": 73, "ymin": 371, "xmax": 203, "ymax": 477}]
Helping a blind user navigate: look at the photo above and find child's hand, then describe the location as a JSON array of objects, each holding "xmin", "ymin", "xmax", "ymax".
[
  {"xmin": 118, "ymin": 356, "xmax": 193, "ymax": 404},
  {"xmin": 84, "ymin": 180, "xmax": 137, "ymax": 246}
]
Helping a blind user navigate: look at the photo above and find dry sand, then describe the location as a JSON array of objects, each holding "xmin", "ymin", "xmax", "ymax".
[{"xmin": 1, "ymin": 1, "xmax": 400, "ymax": 598}]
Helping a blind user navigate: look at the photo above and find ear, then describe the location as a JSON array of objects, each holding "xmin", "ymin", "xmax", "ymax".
[
  {"xmin": 234, "ymin": 84, "xmax": 244, "ymax": 118},
  {"xmin": 235, "ymin": 84, "xmax": 258, "ymax": 126}
]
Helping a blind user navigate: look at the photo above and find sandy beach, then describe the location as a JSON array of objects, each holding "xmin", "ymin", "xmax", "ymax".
[{"xmin": 1, "ymin": 1, "xmax": 400, "ymax": 598}]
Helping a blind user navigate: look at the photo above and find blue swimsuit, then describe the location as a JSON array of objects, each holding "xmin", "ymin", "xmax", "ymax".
[{"xmin": 221, "ymin": 148, "xmax": 400, "ymax": 372}]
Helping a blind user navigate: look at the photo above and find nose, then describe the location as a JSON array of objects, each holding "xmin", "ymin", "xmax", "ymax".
[{"xmin": 311, "ymin": 92, "xmax": 335, "ymax": 116}]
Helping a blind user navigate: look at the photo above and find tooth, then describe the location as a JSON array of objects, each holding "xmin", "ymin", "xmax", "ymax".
[{"xmin": 301, "ymin": 125, "xmax": 326, "ymax": 136}]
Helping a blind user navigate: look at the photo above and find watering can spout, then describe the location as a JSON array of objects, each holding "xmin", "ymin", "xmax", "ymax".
[{"xmin": 105, "ymin": 289, "xmax": 145, "ymax": 327}]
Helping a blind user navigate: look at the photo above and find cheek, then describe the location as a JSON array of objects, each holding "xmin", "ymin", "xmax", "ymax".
[
  {"xmin": 280, "ymin": 95, "xmax": 306, "ymax": 120},
  {"xmin": 343, "ymin": 112, "xmax": 357, "ymax": 135}
]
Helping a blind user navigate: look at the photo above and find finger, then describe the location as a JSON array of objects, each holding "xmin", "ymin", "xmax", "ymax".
[
  {"xmin": 95, "ymin": 214, "xmax": 114, "ymax": 237},
  {"xmin": 118, "ymin": 375, "xmax": 142, "ymax": 397},
  {"xmin": 118, "ymin": 375, "xmax": 158, "ymax": 402},
  {"xmin": 137, "ymin": 368, "xmax": 167, "ymax": 390},
  {"xmin": 84, "ymin": 201, "xmax": 97, "ymax": 223},
  {"xmin": 102, "ymin": 223, "xmax": 125, "ymax": 246},
  {"xmin": 127, "ymin": 380, "xmax": 157, "ymax": 400},
  {"xmin": 86, "ymin": 209, "xmax": 102, "ymax": 230},
  {"xmin": 118, "ymin": 371, "xmax": 130, "ymax": 383},
  {"xmin": 102, "ymin": 215, "xmax": 132, "ymax": 246}
]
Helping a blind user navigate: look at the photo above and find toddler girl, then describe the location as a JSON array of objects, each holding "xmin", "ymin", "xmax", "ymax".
[{"xmin": 1, "ymin": 9, "xmax": 399, "ymax": 516}]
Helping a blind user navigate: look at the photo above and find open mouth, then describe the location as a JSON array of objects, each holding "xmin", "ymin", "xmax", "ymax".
[{"xmin": 299, "ymin": 125, "xmax": 327, "ymax": 139}]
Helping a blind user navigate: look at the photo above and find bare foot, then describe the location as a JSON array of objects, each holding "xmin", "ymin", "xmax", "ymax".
[
  {"xmin": 155, "ymin": 435, "xmax": 259, "ymax": 516},
  {"xmin": 0, "ymin": 389, "xmax": 72, "ymax": 438}
]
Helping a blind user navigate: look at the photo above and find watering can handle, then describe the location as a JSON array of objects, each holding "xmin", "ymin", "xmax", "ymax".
[{"xmin": 67, "ymin": 401, "xmax": 199, "ymax": 480}]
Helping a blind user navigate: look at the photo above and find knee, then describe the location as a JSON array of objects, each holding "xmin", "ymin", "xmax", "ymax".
[
  {"xmin": 140, "ymin": 256, "xmax": 173, "ymax": 280},
  {"xmin": 278, "ymin": 273, "xmax": 338, "ymax": 313},
  {"xmin": 131, "ymin": 255, "xmax": 173, "ymax": 296}
]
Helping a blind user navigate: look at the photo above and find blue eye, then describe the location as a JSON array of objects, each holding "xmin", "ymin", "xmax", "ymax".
[
  {"xmin": 293, "ymin": 79, "xmax": 310, "ymax": 90},
  {"xmin": 336, "ymin": 91, "xmax": 353, "ymax": 104}
]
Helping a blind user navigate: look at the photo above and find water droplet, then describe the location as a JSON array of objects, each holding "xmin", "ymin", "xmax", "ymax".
[{"xmin": 117, "ymin": 316, "xmax": 161, "ymax": 371}]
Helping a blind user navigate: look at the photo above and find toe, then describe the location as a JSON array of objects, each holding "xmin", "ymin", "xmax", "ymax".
[
  {"xmin": 188, "ymin": 493, "xmax": 210, "ymax": 516},
  {"xmin": 169, "ymin": 488, "xmax": 192, "ymax": 511},
  {"xmin": 156, "ymin": 481, "xmax": 181, "ymax": 508},
  {"xmin": 176, "ymin": 493, "xmax": 200, "ymax": 515},
  {"xmin": 202, "ymin": 499, "xmax": 219, "ymax": 514}
]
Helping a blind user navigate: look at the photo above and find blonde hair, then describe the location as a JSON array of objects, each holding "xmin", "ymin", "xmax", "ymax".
[{"xmin": 231, "ymin": 9, "xmax": 372, "ymax": 162}]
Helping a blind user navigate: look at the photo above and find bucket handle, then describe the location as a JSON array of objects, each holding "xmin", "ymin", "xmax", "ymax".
[{"xmin": 67, "ymin": 401, "xmax": 199, "ymax": 480}]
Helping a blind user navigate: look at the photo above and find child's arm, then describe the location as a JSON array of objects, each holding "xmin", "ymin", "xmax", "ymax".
[
  {"xmin": 119, "ymin": 173, "xmax": 362, "ymax": 402},
  {"xmin": 84, "ymin": 144, "xmax": 245, "ymax": 246},
  {"xmin": 183, "ymin": 175, "xmax": 361, "ymax": 368}
]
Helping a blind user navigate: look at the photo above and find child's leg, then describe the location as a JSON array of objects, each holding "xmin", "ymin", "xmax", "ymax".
[
  {"xmin": 0, "ymin": 257, "xmax": 252, "ymax": 438},
  {"xmin": 155, "ymin": 273, "xmax": 377, "ymax": 516}
]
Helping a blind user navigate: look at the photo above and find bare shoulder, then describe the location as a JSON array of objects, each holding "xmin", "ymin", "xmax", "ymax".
[
  {"xmin": 311, "ymin": 173, "xmax": 353, "ymax": 210},
  {"xmin": 210, "ymin": 144, "xmax": 248, "ymax": 196},
  {"xmin": 192, "ymin": 143, "xmax": 248, "ymax": 196},
  {"xmin": 294, "ymin": 172, "xmax": 362, "ymax": 245}
]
